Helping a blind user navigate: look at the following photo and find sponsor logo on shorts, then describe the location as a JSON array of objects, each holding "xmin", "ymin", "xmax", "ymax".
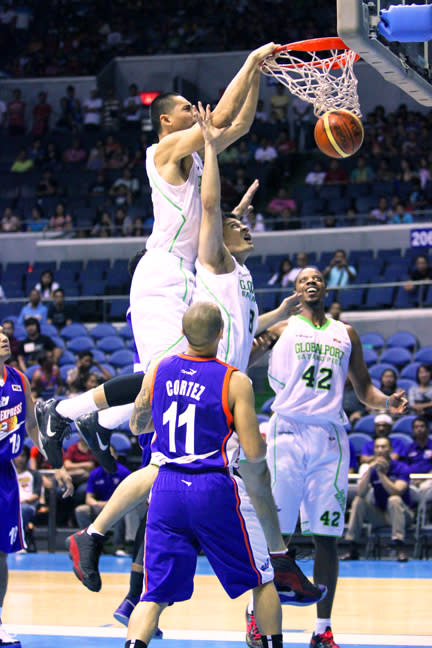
[{"xmin": 260, "ymin": 557, "xmax": 270, "ymax": 571}]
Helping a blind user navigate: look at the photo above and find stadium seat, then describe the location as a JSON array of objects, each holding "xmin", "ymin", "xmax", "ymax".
[
  {"xmin": 400, "ymin": 362, "xmax": 421, "ymax": 381},
  {"xmin": 360, "ymin": 332, "xmax": 385, "ymax": 351},
  {"xmin": 379, "ymin": 347, "xmax": 412, "ymax": 370},
  {"xmin": 25, "ymin": 364, "xmax": 40, "ymax": 381},
  {"xmin": 62, "ymin": 432, "xmax": 81, "ymax": 451},
  {"xmin": 59, "ymin": 363, "xmax": 76, "ymax": 381},
  {"xmin": 117, "ymin": 324, "xmax": 133, "ymax": 340},
  {"xmin": 80, "ymin": 279, "xmax": 106, "ymax": 296},
  {"xmin": 414, "ymin": 346, "xmax": 432, "ymax": 364},
  {"xmin": 392, "ymin": 415, "xmax": 417, "ymax": 436},
  {"xmin": 368, "ymin": 363, "xmax": 398, "ymax": 380},
  {"xmin": 109, "ymin": 299, "xmax": 129, "ymax": 321},
  {"xmin": 389, "ymin": 432, "xmax": 412, "ymax": 449},
  {"xmin": 96, "ymin": 336, "xmax": 125, "ymax": 354},
  {"xmin": 397, "ymin": 378, "xmax": 416, "ymax": 392},
  {"xmin": 110, "ymin": 432, "xmax": 132, "ymax": 457},
  {"xmin": 393, "ymin": 287, "xmax": 419, "ymax": 309},
  {"xmin": 339, "ymin": 288, "xmax": 364, "ymax": 310},
  {"xmin": 41, "ymin": 323, "xmax": 58, "ymax": 337},
  {"xmin": 364, "ymin": 286, "xmax": 394, "ymax": 309},
  {"xmin": 51, "ymin": 335, "xmax": 65, "ymax": 350},
  {"xmin": 117, "ymin": 364, "xmax": 135, "ymax": 375},
  {"xmin": 67, "ymin": 335, "xmax": 95, "ymax": 353},
  {"xmin": 362, "ymin": 348, "xmax": 379, "ymax": 367},
  {"xmin": 60, "ymin": 323, "xmax": 88, "ymax": 340},
  {"xmin": 348, "ymin": 432, "xmax": 372, "ymax": 455},
  {"xmin": 91, "ymin": 349, "xmax": 107, "ymax": 363},
  {"xmin": 58, "ymin": 350, "xmax": 76, "ymax": 366},
  {"xmin": 353, "ymin": 415, "xmax": 376, "ymax": 435},
  {"xmin": 89, "ymin": 323, "xmax": 117, "ymax": 340},
  {"xmin": 109, "ymin": 349, "xmax": 135, "ymax": 368}
]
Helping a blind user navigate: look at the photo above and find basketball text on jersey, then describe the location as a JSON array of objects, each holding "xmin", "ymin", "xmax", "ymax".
[
  {"xmin": 0, "ymin": 401, "xmax": 23, "ymax": 422},
  {"xmin": 295, "ymin": 341, "xmax": 345, "ymax": 364},
  {"xmin": 165, "ymin": 379, "xmax": 206, "ymax": 401},
  {"xmin": 240, "ymin": 278, "xmax": 256, "ymax": 302}
]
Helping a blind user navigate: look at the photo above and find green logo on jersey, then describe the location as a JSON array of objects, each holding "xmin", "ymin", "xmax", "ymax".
[
  {"xmin": 295, "ymin": 342, "xmax": 344, "ymax": 366},
  {"xmin": 239, "ymin": 278, "xmax": 256, "ymax": 303}
]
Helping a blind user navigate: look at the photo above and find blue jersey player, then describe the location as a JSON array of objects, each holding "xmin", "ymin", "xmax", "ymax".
[
  {"xmin": 125, "ymin": 301, "xmax": 283, "ymax": 648},
  {"xmin": 0, "ymin": 326, "xmax": 72, "ymax": 648}
]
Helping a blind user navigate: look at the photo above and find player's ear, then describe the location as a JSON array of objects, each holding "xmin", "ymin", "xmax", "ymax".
[{"xmin": 160, "ymin": 113, "xmax": 171, "ymax": 129}]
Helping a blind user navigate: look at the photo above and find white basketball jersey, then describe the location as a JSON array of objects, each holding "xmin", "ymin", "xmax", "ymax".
[
  {"xmin": 269, "ymin": 315, "xmax": 352, "ymax": 425},
  {"xmin": 194, "ymin": 258, "xmax": 258, "ymax": 372},
  {"xmin": 145, "ymin": 145, "xmax": 203, "ymax": 266}
]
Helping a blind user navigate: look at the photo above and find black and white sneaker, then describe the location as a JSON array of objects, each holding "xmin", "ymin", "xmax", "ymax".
[
  {"xmin": 35, "ymin": 399, "xmax": 71, "ymax": 468},
  {"xmin": 75, "ymin": 412, "xmax": 117, "ymax": 474}
]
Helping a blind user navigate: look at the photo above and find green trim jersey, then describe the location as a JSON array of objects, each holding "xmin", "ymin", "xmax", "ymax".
[
  {"xmin": 145, "ymin": 144, "xmax": 203, "ymax": 267},
  {"xmin": 269, "ymin": 315, "xmax": 352, "ymax": 425},
  {"xmin": 194, "ymin": 258, "xmax": 258, "ymax": 372}
]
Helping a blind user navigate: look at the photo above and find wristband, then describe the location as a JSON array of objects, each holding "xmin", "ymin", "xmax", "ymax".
[{"xmin": 385, "ymin": 397, "xmax": 390, "ymax": 409}]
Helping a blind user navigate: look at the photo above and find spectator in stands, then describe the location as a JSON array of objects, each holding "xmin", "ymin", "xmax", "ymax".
[
  {"xmin": 417, "ymin": 157, "xmax": 431, "ymax": 189},
  {"xmin": 34, "ymin": 269, "xmax": 60, "ymax": 300},
  {"xmin": 63, "ymin": 138, "xmax": 87, "ymax": 165},
  {"xmin": 88, "ymin": 171, "xmax": 108, "ymax": 196},
  {"xmin": 327, "ymin": 300, "xmax": 345, "ymax": 322},
  {"xmin": 349, "ymin": 156, "xmax": 374, "ymax": 183},
  {"xmin": 112, "ymin": 206, "xmax": 133, "ymax": 236},
  {"xmin": 31, "ymin": 90, "xmax": 52, "ymax": 136},
  {"xmin": 254, "ymin": 99, "xmax": 268, "ymax": 123},
  {"xmin": 403, "ymin": 254, "xmax": 432, "ymax": 302},
  {"xmin": 375, "ymin": 158, "xmax": 396, "ymax": 183},
  {"xmin": 241, "ymin": 207, "xmax": 266, "ymax": 233},
  {"xmin": 407, "ymin": 177, "xmax": 429, "ymax": 212},
  {"xmin": 1, "ymin": 319, "xmax": 20, "ymax": 366},
  {"xmin": 105, "ymin": 143, "xmax": 130, "ymax": 169},
  {"xmin": 83, "ymin": 88, "xmax": 103, "ymax": 130},
  {"xmin": 266, "ymin": 187, "xmax": 296, "ymax": 217},
  {"xmin": 7, "ymin": 88, "xmax": 26, "ymax": 135},
  {"xmin": 74, "ymin": 445, "xmax": 132, "ymax": 556},
  {"xmin": 254, "ymin": 137, "xmax": 278, "ymax": 163},
  {"xmin": 288, "ymin": 251, "xmax": 313, "ymax": 283},
  {"xmin": 62, "ymin": 85, "xmax": 83, "ymax": 131},
  {"xmin": 48, "ymin": 202, "xmax": 73, "ymax": 234},
  {"xmin": 10, "ymin": 148, "xmax": 34, "ymax": 173},
  {"xmin": 267, "ymin": 257, "xmax": 296, "ymax": 288},
  {"xmin": 47, "ymin": 288, "xmax": 75, "ymax": 329},
  {"xmin": 27, "ymin": 138, "xmax": 45, "ymax": 168},
  {"xmin": 369, "ymin": 196, "xmax": 393, "ymax": 224},
  {"xmin": 91, "ymin": 209, "xmax": 113, "ymax": 237},
  {"xmin": 102, "ymin": 86, "xmax": 121, "ymax": 132},
  {"xmin": 343, "ymin": 376, "xmax": 366, "ymax": 425},
  {"xmin": 17, "ymin": 290, "xmax": 48, "ymax": 326},
  {"xmin": 109, "ymin": 166, "xmax": 140, "ymax": 201},
  {"xmin": 397, "ymin": 158, "xmax": 416, "ymax": 183},
  {"xmin": 66, "ymin": 350, "xmax": 112, "ymax": 395},
  {"xmin": 122, "ymin": 83, "xmax": 142, "ymax": 129},
  {"xmin": 13, "ymin": 445, "xmax": 41, "ymax": 551},
  {"xmin": 36, "ymin": 169, "xmax": 59, "ymax": 198},
  {"xmin": 1, "ymin": 206, "xmax": 21, "ymax": 232},
  {"xmin": 322, "ymin": 249, "xmax": 357, "ymax": 288},
  {"xmin": 342, "ymin": 436, "xmax": 414, "ymax": 562},
  {"xmin": 270, "ymin": 85, "xmax": 290, "ymax": 124},
  {"xmin": 323, "ymin": 159, "xmax": 348, "ymax": 185},
  {"xmin": 273, "ymin": 206, "xmax": 301, "ymax": 231},
  {"xmin": 275, "ymin": 128, "xmax": 296, "ymax": 157},
  {"xmin": 408, "ymin": 364, "xmax": 432, "ymax": 422},
  {"xmin": 380, "ymin": 368, "xmax": 398, "ymax": 397},
  {"xmin": 304, "ymin": 161, "xmax": 326, "ymax": 186},
  {"xmin": 62, "ymin": 438, "xmax": 97, "ymax": 522},
  {"xmin": 292, "ymin": 95, "xmax": 314, "ymax": 151},
  {"xmin": 389, "ymin": 200, "xmax": 413, "ymax": 224},
  {"xmin": 17, "ymin": 316, "xmax": 60, "ymax": 371},
  {"xmin": 43, "ymin": 142, "xmax": 62, "ymax": 172},
  {"xmin": 218, "ymin": 143, "xmax": 239, "ymax": 165},
  {"xmin": 359, "ymin": 413, "xmax": 406, "ymax": 464},
  {"xmin": 86, "ymin": 140, "xmax": 106, "ymax": 171},
  {"xmin": 31, "ymin": 350, "xmax": 63, "ymax": 400},
  {"xmin": 27, "ymin": 204, "xmax": 48, "ymax": 232},
  {"xmin": 402, "ymin": 416, "xmax": 432, "ymax": 489}
]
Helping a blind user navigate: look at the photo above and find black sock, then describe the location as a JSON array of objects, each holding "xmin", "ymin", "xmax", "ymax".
[
  {"xmin": 125, "ymin": 640, "xmax": 147, "ymax": 648},
  {"xmin": 128, "ymin": 570, "xmax": 144, "ymax": 599},
  {"xmin": 261, "ymin": 634, "xmax": 283, "ymax": 648}
]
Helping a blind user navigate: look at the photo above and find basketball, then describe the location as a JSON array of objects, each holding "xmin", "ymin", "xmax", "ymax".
[{"xmin": 314, "ymin": 109, "xmax": 364, "ymax": 158}]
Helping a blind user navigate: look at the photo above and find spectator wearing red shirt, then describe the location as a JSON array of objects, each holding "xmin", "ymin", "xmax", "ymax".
[
  {"xmin": 7, "ymin": 88, "xmax": 26, "ymax": 135},
  {"xmin": 32, "ymin": 91, "xmax": 52, "ymax": 136},
  {"xmin": 324, "ymin": 159, "xmax": 349, "ymax": 184}
]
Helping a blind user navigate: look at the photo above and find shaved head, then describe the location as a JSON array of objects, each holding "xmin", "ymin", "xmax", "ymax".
[{"xmin": 182, "ymin": 301, "xmax": 223, "ymax": 349}]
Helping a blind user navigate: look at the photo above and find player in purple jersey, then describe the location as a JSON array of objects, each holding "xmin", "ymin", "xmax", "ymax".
[
  {"xmin": 125, "ymin": 301, "xmax": 283, "ymax": 648},
  {"xmin": 0, "ymin": 326, "xmax": 72, "ymax": 648}
]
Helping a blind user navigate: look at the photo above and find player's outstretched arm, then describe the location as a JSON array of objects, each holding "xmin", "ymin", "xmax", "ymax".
[
  {"xmin": 348, "ymin": 325, "xmax": 408, "ymax": 415},
  {"xmin": 195, "ymin": 102, "xmax": 234, "ymax": 274}
]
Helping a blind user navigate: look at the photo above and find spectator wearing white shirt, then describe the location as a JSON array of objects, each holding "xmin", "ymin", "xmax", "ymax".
[
  {"xmin": 83, "ymin": 89, "xmax": 103, "ymax": 130},
  {"xmin": 254, "ymin": 137, "xmax": 277, "ymax": 163},
  {"xmin": 122, "ymin": 83, "xmax": 142, "ymax": 129}
]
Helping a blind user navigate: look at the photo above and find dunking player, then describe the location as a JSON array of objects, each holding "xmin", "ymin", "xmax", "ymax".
[
  {"xmin": 62, "ymin": 105, "xmax": 325, "ymax": 627},
  {"xmin": 125, "ymin": 301, "xmax": 283, "ymax": 648},
  {"xmin": 0, "ymin": 326, "xmax": 72, "ymax": 648},
  {"xmin": 36, "ymin": 41, "xmax": 278, "ymax": 470},
  {"xmin": 261, "ymin": 267, "xmax": 408, "ymax": 648}
]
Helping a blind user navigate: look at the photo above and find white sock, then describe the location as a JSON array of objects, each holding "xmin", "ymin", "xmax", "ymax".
[
  {"xmin": 247, "ymin": 597, "xmax": 254, "ymax": 615},
  {"xmin": 87, "ymin": 524, "xmax": 104, "ymax": 537},
  {"xmin": 98, "ymin": 404, "xmax": 134, "ymax": 429},
  {"xmin": 315, "ymin": 619, "xmax": 331, "ymax": 635},
  {"xmin": 56, "ymin": 390, "xmax": 99, "ymax": 420}
]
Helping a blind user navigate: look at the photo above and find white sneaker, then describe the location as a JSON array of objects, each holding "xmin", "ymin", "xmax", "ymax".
[
  {"xmin": 114, "ymin": 549, "xmax": 128, "ymax": 557},
  {"xmin": 0, "ymin": 624, "xmax": 21, "ymax": 646}
]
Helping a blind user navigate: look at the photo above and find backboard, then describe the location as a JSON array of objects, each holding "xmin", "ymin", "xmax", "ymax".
[{"xmin": 337, "ymin": 0, "xmax": 432, "ymax": 106}]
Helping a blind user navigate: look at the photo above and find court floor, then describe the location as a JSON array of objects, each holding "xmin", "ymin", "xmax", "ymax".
[{"xmin": 4, "ymin": 553, "xmax": 432, "ymax": 648}]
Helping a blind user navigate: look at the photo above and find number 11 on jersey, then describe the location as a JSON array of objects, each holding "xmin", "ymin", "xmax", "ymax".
[{"xmin": 163, "ymin": 402, "xmax": 197, "ymax": 454}]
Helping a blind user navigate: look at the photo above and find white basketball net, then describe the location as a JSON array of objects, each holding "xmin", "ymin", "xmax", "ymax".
[{"xmin": 261, "ymin": 46, "xmax": 361, "ymax": 118}]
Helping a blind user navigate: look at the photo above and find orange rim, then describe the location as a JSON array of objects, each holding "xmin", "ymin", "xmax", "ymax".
[{"xmin": 268, "ymin": 37, "xmax": 360, "ymax": 70}]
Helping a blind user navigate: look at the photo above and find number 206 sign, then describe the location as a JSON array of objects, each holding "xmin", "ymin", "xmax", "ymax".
[{"xmin": 411, "ymin": 228, "xmax": 432, "ymax": 247}]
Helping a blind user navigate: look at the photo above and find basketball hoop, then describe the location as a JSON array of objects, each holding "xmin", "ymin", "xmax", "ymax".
[{"xmin": 261, "ymin": 37, "xmax": 361, "ymax": 118}]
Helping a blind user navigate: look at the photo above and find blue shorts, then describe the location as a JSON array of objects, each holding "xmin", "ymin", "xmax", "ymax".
[
  {"xmin": 0, "ymin": 461, "xmax": 25, "ymax": 553},
  {"xmin": 141, "ymin": 467, "xmax": 272, "ymax": 603}
]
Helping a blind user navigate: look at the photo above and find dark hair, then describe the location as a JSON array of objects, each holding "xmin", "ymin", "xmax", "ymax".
[
  {"xmin": 19, "ymin": 444, "xmax": 30, "ymax": 461},
  {"xmin": 78, "ymin": 350, "xmax": 93, "ymax": 360},
  {"xmin": 150, "ymin": 92, "xmax": 181, "ymax": 134},
  {"xmin": 416, "ymin": 363, "xmax": 432, "ymax": 382},
  {"xmin": 2, "ymin": 319, "xmax": 14, "ymax": 329},
  {"xmin": 53, "ymin": 288, "xmax": 64, "ymax": 296},
  {"xmin": 128, "ymin": 249, "xmax": 146, "ymax": 278},
  {"xmin": 413, "ymin": 416, "xmax": 429, "ymax": 428},
  {"xmin": 25, "ymin": 317, "xmax": 40, "ymax": 332}
]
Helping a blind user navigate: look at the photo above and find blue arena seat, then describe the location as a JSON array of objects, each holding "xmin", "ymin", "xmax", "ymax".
[
  {"xmin": 389, "ymin": 432, "xmax": 412, "ymax": 449},
  {"xmin": 117, "ymin": 324, "xmax": 133, "ymax": 340},
  {"xmin": 400, "ymin": 362, "xmax": 421, "ymax": 381},
  {"xmin": 62, "ymin": 432, "xmax": 81, "ymax": 451},
  {"xmin": 392, "ymin": 415, "xmax": 417, "ymax": 436},
  {"xmin": 58, "ymin": 349, "xmax": 76, "ymax": 366},
  {"xmin": 60, "ymin": 323, "xmax": 88, "ymax": 340},
  {"xmin": 397, "ymin": 378, "xmax": 416, "ymax": 392},
  {"xmin": 368, "ymin": 363, "xmax": 398, "ymax": 380},
  {"xmin": 353, "ymin": 415, "xmax": 376, "ymax": 435},
  {"xmin": 362, "ymin": 347, "xmax": 379, "ymax": 367},
  {"xmin": 348, "ymin": 432, "xmax": 373, "ymax": 455},
  {"xmin": 379, "ymin": 347, "xmax": 412, "ymax": 370},
  {"xmin": 67, "ymin": 335, "xmax": 95, "ymax": 353},
  {"xmin": 59, "ymin": 363, "xmax": 76, "ymax": 381},
  {"xmin": 41, "ymin": 323, "xmax": 58, "ymax": 337},
  {"xmin": 109, "ymin": 349, "xmax": 135, "ymax": 368},
  {"xmin": 414, "ymin": 346, "xmax": 432, "ymax": 364},
  {"xmin": 96, "ymin": 336, "xmax": 124, "ymax": 354},
  {"xmin": 364, "ymin": 286, "xmax": 395, "ymax": 310},
  {"xmin": 110, "ymin": 432, "xmax": 132, "ymax": 457},
  {"xmin": 89, "ymin": 323, "xmax": 117, "ymax": 340},
  {"xmin": 360, "ymin": 332, "xmax": 385, "ymax": 351}
]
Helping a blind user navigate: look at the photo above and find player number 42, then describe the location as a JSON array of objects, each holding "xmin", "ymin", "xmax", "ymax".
[
  {"xmin": 320, "ymin": 510, "xmax": 341, "ymax": 527},
  {"xmin": 302, "ymin": 365, "xmax": 333, "ymax": 390}
]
